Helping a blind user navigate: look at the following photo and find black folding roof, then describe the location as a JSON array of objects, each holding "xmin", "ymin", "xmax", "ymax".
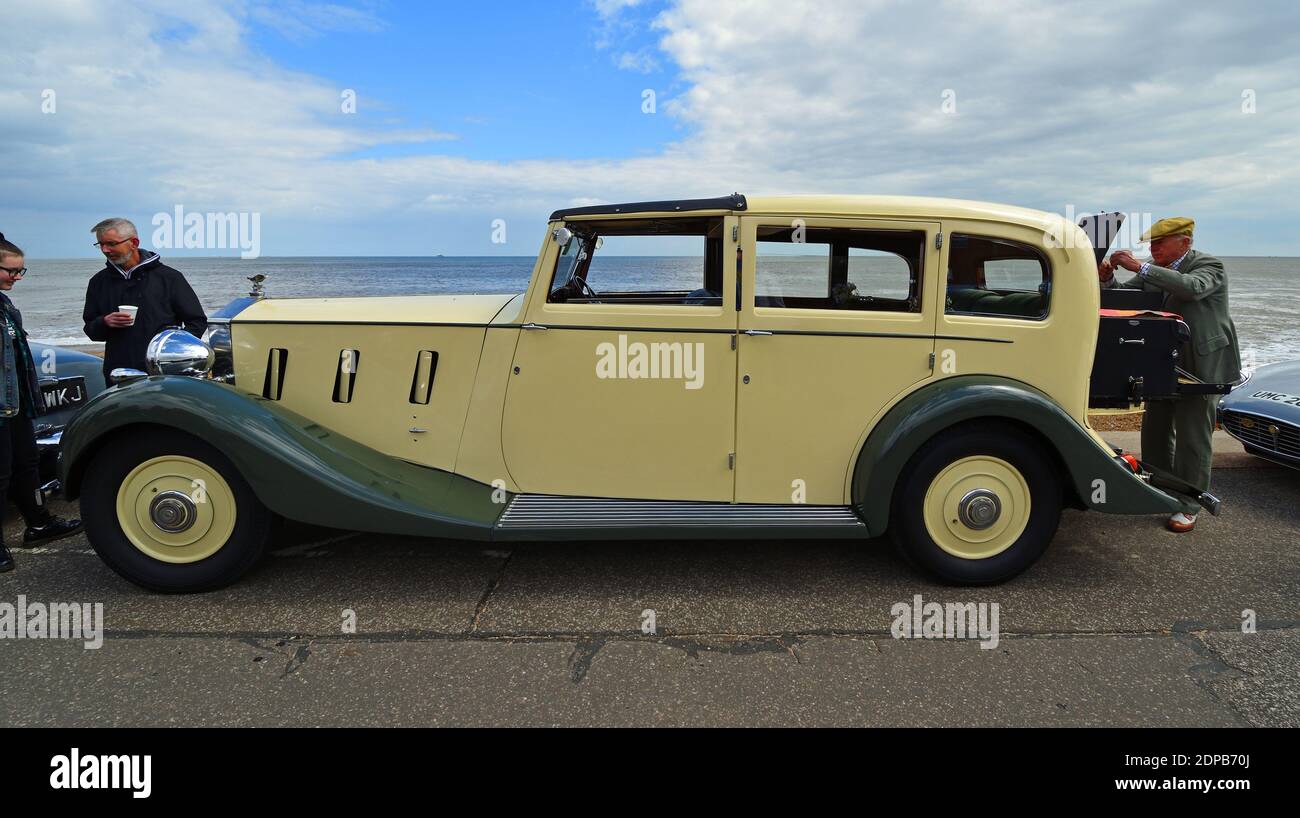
[{"xmin": 550, "ymin": 193, "xmax": 747, "ymax": 220}]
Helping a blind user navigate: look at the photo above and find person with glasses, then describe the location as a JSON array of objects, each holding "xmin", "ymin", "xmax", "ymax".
[
  {"xmin": 83, "ymin": 218, "xmax": 206, "ymax": 379},
  {"xmin": 0, "ymin": 233, "xmax": 84, "ymax": 572}
]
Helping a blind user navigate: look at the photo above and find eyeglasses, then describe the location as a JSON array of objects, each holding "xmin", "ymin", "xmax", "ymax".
[
  {"xmin": 0, "ymin": 265, "xmax": 27, "ymax": 277},
  {"xmin": 93, "ymin": 237, "xmax": 134, "ymax": 249}
]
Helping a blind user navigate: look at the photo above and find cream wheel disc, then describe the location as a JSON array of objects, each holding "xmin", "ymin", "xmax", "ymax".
[
  {"xmin": 115, "ymin": 455, "xmax": 237, "ymax": 564},
  {"xmin": 923, "ymin": 455, "xmax": 1031, "ymax": 560}
]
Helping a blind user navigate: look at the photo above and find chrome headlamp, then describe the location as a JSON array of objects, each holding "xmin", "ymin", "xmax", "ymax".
[
  {"xmin": 146, "ymin": 329, "xmax": 215, "ymax": 377},
  {"xmin": 202, "ymin": 321, "xmax": 234, "ymax": 382}
]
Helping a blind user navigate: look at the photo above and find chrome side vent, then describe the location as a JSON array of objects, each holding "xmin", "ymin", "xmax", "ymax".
[
  {"xmin": 409, "ymin": 350, "xmax": 439, "ymax": 405},
  {"xmin": 332, "ymin": 349, "xmax": 360, "ymax": 403},
  {"xmin": 262, "ymin": 348, "xmax": 288, "ymax": 400}
]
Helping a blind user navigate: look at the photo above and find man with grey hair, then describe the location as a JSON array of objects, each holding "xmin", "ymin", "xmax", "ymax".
[
  {"xmin": 1099, "ymin": 216, "xmax": 1241, "ymax": 533},
  {"xmin": 83, "ymin": 218, "xmax": 206, "ymax": 378}
]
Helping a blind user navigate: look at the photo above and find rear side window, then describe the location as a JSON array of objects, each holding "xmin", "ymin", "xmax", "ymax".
[
  {"xmin": 945, "ymin": 234, "xmax": 1050, "ymax": 320},
  {"xmin": 754, "ymin": 225, "xmax": 924, "ymax": 312}
]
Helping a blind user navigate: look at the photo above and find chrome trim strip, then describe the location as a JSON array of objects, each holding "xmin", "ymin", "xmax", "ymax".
[
  {"xmin": 497, "ymin": 495, "xmax": 865, "ymax": 529},
  {"xmin": 36, "ymin": 430, "xmax": 63, "ymax": 448}
]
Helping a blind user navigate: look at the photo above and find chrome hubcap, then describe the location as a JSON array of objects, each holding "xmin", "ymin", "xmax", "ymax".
[
  {"xmin": 149, "ymin": 491, "xmax": 197, "ymax": 533},
  {"xmin": 957, "ymin": 489, "xmax": 1001, "ymax": 530}
]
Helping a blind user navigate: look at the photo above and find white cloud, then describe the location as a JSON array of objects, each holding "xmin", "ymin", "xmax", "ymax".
[
  {"xmin": 3, "ymin": 0, "xmax": 1299, "ymax": 255},
  {"xmin": 592, "ymin": 0, "xmax": 646, "ymax": 21},
  {"xmin": 248, "ymin": 0, "xmax": 385, "ymax": 42},
  {"xmin": 617, "ymin": 49, "xmax": 661, "ymax": 73}
]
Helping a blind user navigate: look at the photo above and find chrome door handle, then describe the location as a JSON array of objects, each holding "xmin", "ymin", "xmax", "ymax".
[
  {"xmin": 1118, "ymin": 338, "xmax": 1146, "ymax": 345},
  {"xmin": 742, "ymin": 330, "xmax": 773, "ymax": 336},
  {"xmin": 521, "ymin": 323, "xmax": 548, "ymax": 331},
  {"xmin": 409, "ymin": 427, "xmax": 428, "ymax": 434}
]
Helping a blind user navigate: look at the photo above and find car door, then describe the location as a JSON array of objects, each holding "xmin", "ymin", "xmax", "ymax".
[
  {"xmin": 734, "ymin": 215, "xmax": 942, "ymax": 505},
  {"xmin": 501, "ymin": 215, "xmax": 740, "ymax": 501}
]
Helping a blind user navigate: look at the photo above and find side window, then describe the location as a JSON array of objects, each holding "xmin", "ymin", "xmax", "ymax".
[
  {"xmin": 754, "ymin": 225, "xmax": 923, "ymax": 312},
  {"xmin": 945, "ymin": 234, "xmax": 1050, "ymax": 320},
  {"xmin": 548, "ymin": 217, "xmax": 724, "ymax": 305}
]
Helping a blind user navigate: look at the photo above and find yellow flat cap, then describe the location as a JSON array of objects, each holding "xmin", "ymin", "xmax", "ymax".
[{"xmin": 1141, "ymin": 217, "xmax": 1195, "ymax": 241}]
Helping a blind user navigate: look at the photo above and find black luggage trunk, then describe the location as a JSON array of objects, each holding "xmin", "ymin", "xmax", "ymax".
[{"xmin": 1089, "ymin": 312, "xmax": 1189, "ymax": 408}]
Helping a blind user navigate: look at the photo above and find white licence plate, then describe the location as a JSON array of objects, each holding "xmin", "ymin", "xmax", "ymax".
[{"xmin": 1250, "ymin": 390, "xmax": 1300, "ymax": 407}]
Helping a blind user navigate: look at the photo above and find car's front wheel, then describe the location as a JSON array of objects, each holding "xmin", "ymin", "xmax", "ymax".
[
  {"xmin": 889, "ymin": 423, "xmax": 1062, "ymax": 584},
  {"xmin": 81, "ymin": 429, "xmax": 271, "ymax": 592}
]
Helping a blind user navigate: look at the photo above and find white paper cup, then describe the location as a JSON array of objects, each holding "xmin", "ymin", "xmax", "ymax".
[{"xmin": 119, "ymin": 305, "xmax": 138, "ymax": 326}]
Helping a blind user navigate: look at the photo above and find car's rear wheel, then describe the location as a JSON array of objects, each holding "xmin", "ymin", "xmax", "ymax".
[
  {"xmin": 889, "ymin": 423, "xmax": 1062, "ymax": 584},
  {"xmin": 81, "ymin": 429, "xmax": 271, "ymax": 592}
]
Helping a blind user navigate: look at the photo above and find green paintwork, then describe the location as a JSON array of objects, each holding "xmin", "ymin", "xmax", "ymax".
[
  {"xmin": 59, "ymin": 376, "xmax": 507, "ymax": 539},
  {"xmin": 60, "ymin": 374, "xmax": 1187, "ymax": 546},
  {"xmin": 852, "ymin": 375, "xmax": 1186, "ymax": 537}
]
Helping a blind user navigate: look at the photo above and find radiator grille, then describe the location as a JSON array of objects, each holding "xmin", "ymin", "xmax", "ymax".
[{"xmin": 1221, "ymin": 410, "xmax": 1300, "ymax": 460}]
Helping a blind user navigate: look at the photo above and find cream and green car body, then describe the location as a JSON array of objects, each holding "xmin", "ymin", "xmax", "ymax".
[{"xmin": 61, "ymin": 194, "xmax": 1194, "ymax": 592}]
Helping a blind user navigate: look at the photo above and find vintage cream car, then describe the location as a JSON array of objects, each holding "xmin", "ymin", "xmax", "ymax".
[{"xmin": 62, "ymin": 194, "xmax": 1216, "ymax": 592}]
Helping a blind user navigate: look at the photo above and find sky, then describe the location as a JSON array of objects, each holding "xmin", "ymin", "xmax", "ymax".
[{"xmin": 3, "ymin": 0, "xmax": 1299, "ymax": 259}]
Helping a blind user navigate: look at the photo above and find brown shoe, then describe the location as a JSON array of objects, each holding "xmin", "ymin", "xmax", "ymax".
[{"xmin": 1167, "ymin": 512, "xmax": 1197, "ymax": 533}]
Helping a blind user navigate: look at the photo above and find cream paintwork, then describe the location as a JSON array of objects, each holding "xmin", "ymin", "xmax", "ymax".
[
  {"xmin": 116, "ymin": 454, "xmax": 238, "ymax": 564},
  {"xmin": 232, "ymin": 324, "xmax": 490, "ymax": 472},
  {"xmin": 735, "ymin": 216, "xmax": 940, "ymax": 504},
  {"xmin": 933, "ymin": 218, "xmax": 1098, "ymax": 428},
  {"xmin": 501, "ymin": 216, "xmax": 740, "ymax": 501},
  {"xmin": 923, "ymin": 455, "xmax": 1031, "ymax": 559},
  {"xmin": 237, "ymin": 293, "xmax": 519, "ymax": 325},
  {"xmin": 226, "ymin": 196, "xmax": 1111, "ymax": 507}
]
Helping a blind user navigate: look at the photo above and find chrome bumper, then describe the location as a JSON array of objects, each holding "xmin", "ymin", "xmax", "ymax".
[
  {"xmin": 37, "ymin": 430, "xmax": 63, "ymax": 497},
  {"xmin": 37, "ymin": 428, "xmax": 63, "ymax": 451}
]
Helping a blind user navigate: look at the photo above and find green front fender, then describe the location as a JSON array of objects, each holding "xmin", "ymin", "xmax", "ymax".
[
  {"xmin": 60, "ymin": 376, "xmax": 506, "ymax": 540},
  {"xmin": 851, "ymin": 375, "xmax": 1185, "ymax": 537}
]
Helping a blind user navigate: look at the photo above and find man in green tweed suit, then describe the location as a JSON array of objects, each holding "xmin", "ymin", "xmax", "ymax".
[{"xmin": 1099, "ymin": 217, "xmax": 1241, "ymax": 532}]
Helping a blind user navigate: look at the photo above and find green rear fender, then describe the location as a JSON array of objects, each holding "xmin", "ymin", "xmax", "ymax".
[
  {"xmin": 60, "ymin": 376, "xmax": 505, "ymax": 539},
  {"xmin": 851, "ymin": 375, "xmax": 1184, "ymax": 537}
]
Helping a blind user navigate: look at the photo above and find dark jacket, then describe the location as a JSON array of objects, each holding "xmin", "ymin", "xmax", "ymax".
[
  {"xmin": 82, "ymin": 251, "xmax": 207, "ymax": 376},
  {"xmin": 0, "ymin": 292, "xmax": 45, "ymax": 419},
  {"xmin": 1103, "ymin": 249, "xmax": 1242, "ymax": 384}
]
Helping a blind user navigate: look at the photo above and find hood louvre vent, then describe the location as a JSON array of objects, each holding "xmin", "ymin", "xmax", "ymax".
[
  {"xmin": 409, "ymin": 351, "xmax": 438, "ymax": 405},
  {"xmin": 332, "ymin": 349, "xmax": 360, "ymax": 403},
  {"xmin": 262, "ymin": 348, "xmax": 288, "ymax": 400}
]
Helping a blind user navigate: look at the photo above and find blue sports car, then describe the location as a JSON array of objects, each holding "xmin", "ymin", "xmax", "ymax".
[{"xmin": 1218, "ymin": 360, "xmax": 1300, "ymax": 470}]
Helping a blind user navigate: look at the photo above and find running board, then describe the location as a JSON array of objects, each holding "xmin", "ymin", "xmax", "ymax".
[{"xmin": 494, "ymin": 495, "xmax": 867, "ymax": 540}]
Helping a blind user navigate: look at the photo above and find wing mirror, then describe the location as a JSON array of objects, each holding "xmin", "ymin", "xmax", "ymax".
[{"xmin": 552, "ymin": 227, "xmax": 573, "ymax": 245}]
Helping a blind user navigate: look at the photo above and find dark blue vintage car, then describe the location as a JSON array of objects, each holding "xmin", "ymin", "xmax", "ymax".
[
  {"xmin": 1218, "ymin": 360, "xmax": 1300, "ymax": 469},
  {"xmin": 28, "ymin": 342, "xmax": 108, "ymax": 481}
]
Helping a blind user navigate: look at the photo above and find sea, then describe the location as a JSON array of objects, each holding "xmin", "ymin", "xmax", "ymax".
[{"xmin": 13, "ymin": 255, "xmax": 1298, "ymax": 368}]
